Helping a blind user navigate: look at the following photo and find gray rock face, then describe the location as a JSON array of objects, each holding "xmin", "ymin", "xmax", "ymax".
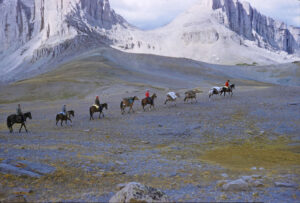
[
  {"xmin": 0, "ymin": 0, "xmax": 126, "ymax": 60},
  {"xmin": 211, "ymin": 0, "xmax": 300, "ymax": 54},
  {"xmin": 109, "ymin": 182, "xmax": 170, "ymax": 203}
]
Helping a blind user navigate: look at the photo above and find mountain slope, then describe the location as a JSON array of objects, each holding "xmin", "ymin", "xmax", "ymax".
[{"xmin": 114, "ymin": 0, "xmax": 300, "ymax": 65}]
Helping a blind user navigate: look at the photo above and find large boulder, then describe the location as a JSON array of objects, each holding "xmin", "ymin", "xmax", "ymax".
[{"xmin": 109, "ymin": 182, "xmax": 170, "ymax": 203}]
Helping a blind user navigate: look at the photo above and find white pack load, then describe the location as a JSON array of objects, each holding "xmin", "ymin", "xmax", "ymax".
[
  {"xmin": 167, "ymin": 92, "xmax": 177, "ymax": 100},
  {"xmin": 212, "ymin": 87, "xmax": 222, "ymax": 92}
]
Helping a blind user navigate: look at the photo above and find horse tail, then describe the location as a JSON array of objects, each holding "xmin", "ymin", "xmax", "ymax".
[
  {"xmin": 7, "ymin": 117, "xmax": 11, "ymax": 129},
  {"xmin": 89, "ymin": 107, "xmax": 93, "ymax": 118},
  {"xmin": 120, "ymin": 101, "xmax": 123, "ymax": 110}
]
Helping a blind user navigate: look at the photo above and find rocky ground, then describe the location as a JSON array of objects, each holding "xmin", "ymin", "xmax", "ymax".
[
  {"xmin": 0, "ymin": 84, "xmax": 299, "ymax": 202},
  {"xmin": 0, "ymin": 51, "xmax": 299, "ymax": 202}
]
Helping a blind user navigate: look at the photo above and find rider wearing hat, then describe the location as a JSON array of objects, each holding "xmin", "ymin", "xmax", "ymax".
[
  {"xmin": 16, "ymin": 104, "xmax": 24, "ymax": 121},
  {"xmin": 225, "ymin": 80, "xmax": 230, "ymax": 88},
  {"xmin": 95, "ymin": 96, "xmax": 101, "ymax": 109},
  {"xmin": 145, "ymin": 90, "xmax": 151, "ymax": 102},
  {"xmin": 62, "ymin": 104, "xmax": 67, "ymax": 116}
]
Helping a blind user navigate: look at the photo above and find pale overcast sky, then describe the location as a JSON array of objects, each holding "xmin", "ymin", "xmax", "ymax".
[{"xmin": 110, "ymin": 0, "xmax": 300, "ymax": 30}]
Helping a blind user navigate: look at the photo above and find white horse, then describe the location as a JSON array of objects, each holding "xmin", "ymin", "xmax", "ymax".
[{"xmin": 208, "ymin": 87, "xmax": 222, "ymax": 98}]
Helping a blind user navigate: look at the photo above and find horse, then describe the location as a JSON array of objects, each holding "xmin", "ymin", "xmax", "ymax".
[
  {"xmin": 7, "ymin": 112, "xmax": 32, "ymax": 133},
  {"xmin": 208, "ymin": 87, "xmax": 222, "ymax": 99},
  {"xmin": 90, "ymin": 103, "xmax": 108, "ymax": 120},
  {"xmin": 141, "ymin": 93, "xmax": 157, "ymax": 111},
  {"xmin": 164, "ymin": 92, "xmax": 180, "ymax": 106},
  {"xmin": 120, "ymin": 96, "xmax": 139, "ymax": 114},
  {"xmin": 56, "ymin": 110, "xmax": 75, "ymax": 126},
  {"xmin": 220, "ymin": 84, "xmax": 235, "ymax": 97},
  {"xmin": 184, "ymin": 90, "xmax": 202, "ymax": 103}
]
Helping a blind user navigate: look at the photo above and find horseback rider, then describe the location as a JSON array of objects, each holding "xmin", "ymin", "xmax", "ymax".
[
  {"xmin": 225, "ymin": 80, "xmax": 230, "ymax": 89},
  {"xmin": 95, "ymin": 96, "xmax": 101, "ymax": 109},
  {"xmin": 61, "ymin": 104, "xmax": 67, "ymax": 116},
  {"xmin": 145, "ymin": 90, "xmax": 151, "ymax": 102},
  {"xmin": 16, "ymin": 104, "xmax": 24, "ymax": 121}
]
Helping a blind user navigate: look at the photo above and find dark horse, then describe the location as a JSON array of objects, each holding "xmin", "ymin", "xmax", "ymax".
[
  {"xmin": 56, "ymin": 110, "xmax": 75, "ymax": 126},
  {"xmin": 7, "ymin": 112, "xmax": 32, "ymax": 133},
  {"xmin": 89, "ymin": 103, "xmax": 108, "ymax": 120},
  {"xmin": 141, "ymin": 93, "xmax": 157, "ymax": 111},
  {"xmin": 120, "ymin": 96, "xmax": 139, "ymax": 114},
  {"xmin": 220, "ymin": 84, "xmax": 235, "ymax": 97},
  {"xmin": 184, "ymin": 90, "xmax": 202, "ymax": 103}
]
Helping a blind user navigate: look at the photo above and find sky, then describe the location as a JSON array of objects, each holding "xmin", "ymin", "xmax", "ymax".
[{"xmin": 110, "ymin": 0, "xmax": 300, "ymax": 30}]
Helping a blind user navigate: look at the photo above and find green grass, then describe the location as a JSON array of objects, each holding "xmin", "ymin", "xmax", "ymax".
[{"xmin": 236, "ymin": 62, "xmax": 258, "ymax": 66}]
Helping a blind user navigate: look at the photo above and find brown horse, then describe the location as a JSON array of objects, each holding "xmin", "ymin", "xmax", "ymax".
[
  {"xmin": 184, "ymin": 90, "xmax": 202, "ymax": 103},
  {"xmin": 120, "ymin": 96, "xmax": 139, "ymax": 114},
  {"xmin": 220, "ymin": 84, "xmax": 235, "ymax": 97},
  {"xmin": 7, "ymin": 112, "xmax": 32, "ymax": 133},
  {"xmin": 164, "ymin": 92, "xmax": 180, "ymax": 106},
  {"xmin": 89, "ymin": 103, "xmax": 108, "ymax": 120},
  {"xmin": 56, "ymin": 110, "xmax": 75, "ymax": 126},
  {"xmin": 141, "ymin": 93, "xmax": 157, "ymax": 111}
]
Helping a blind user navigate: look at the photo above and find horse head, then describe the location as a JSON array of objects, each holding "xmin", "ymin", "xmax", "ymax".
[
  {"xmin": 25, "ymin": 112, "xmax": 32, "ymax": 120},
  {"xmin": 68, "ymin": 110, "xmax": 75, "ymax": 117},
  {"xmin": 152, "ymin": 93, "xmax": 157, "ymax": 99},
  {"xmin": 231, "ymin": 84, "xmax": 235, "ymax": 89},
  {"xmin": 103, "ymin": 103, "xmax": 108, "ymax": 109}
]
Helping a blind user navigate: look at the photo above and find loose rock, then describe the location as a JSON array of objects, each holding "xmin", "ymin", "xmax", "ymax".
[
  {"xmin": 222, "ymin": 179, "xmax": 249, "ymax": 191},
  {"xmin": 1, "ymin": 195, "xmax": 27, "ymax": 203},
  {"xmin": 275, "ymin": 182, "xmax": 297, "ymax": 188}
]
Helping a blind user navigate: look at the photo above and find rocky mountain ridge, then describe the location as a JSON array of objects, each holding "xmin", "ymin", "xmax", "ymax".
[{"xmin": 0, "ymin": 0, "xmax": 299, "ymax": 81}]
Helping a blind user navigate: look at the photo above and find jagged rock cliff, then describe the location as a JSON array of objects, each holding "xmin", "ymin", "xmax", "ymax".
[
  {"xmin": 211, "ymin": 0, "xmax": 299, "ymax": 54},
  {"xmin": 0, "ymin": 0, "xmax": 126, "ymax": 54},
  {"xmin": 0, "ymin": 0, "xmax": 128, "ymax": 79},
  {"xmin": 116, "ymin": 0, "xmax": 300, "ymax": 65}
]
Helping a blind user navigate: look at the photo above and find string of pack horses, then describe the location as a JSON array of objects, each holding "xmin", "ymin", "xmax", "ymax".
[{"xmin": 6, "ymin": 80, "xmax": 235, "ymax": 133}]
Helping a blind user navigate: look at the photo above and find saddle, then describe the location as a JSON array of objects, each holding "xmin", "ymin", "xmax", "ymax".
[
  {"xmin": 93, "ymin": 104, "xmax": 100, "ymax": 110},
  {"xmin": 124, "ymin": 97, "xmax": 134, "ymax": 104}
]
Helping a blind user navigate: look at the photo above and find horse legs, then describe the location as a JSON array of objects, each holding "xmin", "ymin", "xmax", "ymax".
[
  {"xmin": 128, "ymin": 106, "xmax": 132, "ymax": 113},
  {"xmin": 61, "ymin": 120, "xmax": 63, "ymax": 126},
  {"xmin": 19, "ymin": 123, "xmax": 23, "ymax": 133},
  {"xmin": 56, "ymin": 119, "xmax": 59, "ymax": 126},
  {"xmin": 23, "ymin": 123, "xmax": 28, "ymax": 133}
]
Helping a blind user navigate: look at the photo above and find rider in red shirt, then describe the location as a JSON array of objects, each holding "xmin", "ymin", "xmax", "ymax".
[
  {"xmin": 225, "ymin": 80, "xmax": 230, "ymax": 88},
  {"xmin": 145, "ymin": 90, "xmax": 151, "ymax": 102}
]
